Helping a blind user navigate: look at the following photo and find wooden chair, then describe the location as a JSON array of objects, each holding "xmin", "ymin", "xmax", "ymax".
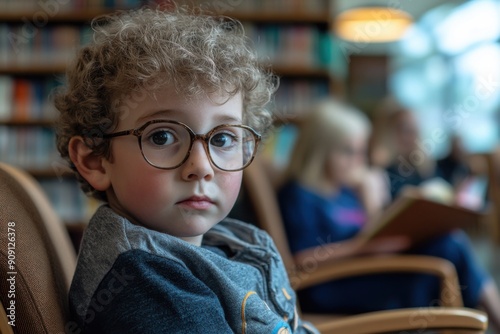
[
  {"xmin": 242, "ymin": 155, "xmax": 488, "ymax": 333},
  {"xmin": 483, "ymin": 150, "xmax": 500, "ymax": 244},
  {"xmin": 0, "ymin": 160, "xmax": 487, "ymax": 333},
  {"xmin": 0, "ymin": 162, "xmax": 77, "ymax": 334}
]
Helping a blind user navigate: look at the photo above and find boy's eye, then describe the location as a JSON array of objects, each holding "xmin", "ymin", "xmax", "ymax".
[
  {"xmin": 210, "ymin": 132, "xmax": 238, "ymax": 148},
  {"xmin": 148, "ymin": 130, "xmax": 175, "ymax": 146}
]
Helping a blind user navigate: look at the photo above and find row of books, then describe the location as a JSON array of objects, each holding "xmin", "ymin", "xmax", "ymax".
[
  {"xmin": 0, "ymin": 126, "xmax": 61, "ymax": 170},
  {"xmin": 0, "ymin": 22, "xmax": 337, "ymax": 70},
  {"xmin": 0, "ymin": 24, "xmax": 92, "ymax": 66},
  {"xmin": 0, "ymin": 0, "xmax": 143, "ymax": 12},
  {"xmin": 1, "ymin": 0, "xmax": 329, "ymax": 15},
  {"xmin": 261, "ymin": 123, "xmax": 298, "ymax": 169},
  {"xmin": 0, "ymin": 76, "xmax": 62, "ymax": 121},
  {"xmin": 273, "ymin": 79, "xmax": 330, "ymax": 117},
  {"xmin": 243, "ymin": 23, "xmax": 334, "ymax": 69},
  {"xmin": 0, "ymin": 77, "xmax": 329, "ymax": 122},
  {"xmin": 39, "ymin": 179, "xmax": 101, "ymax": 223}
]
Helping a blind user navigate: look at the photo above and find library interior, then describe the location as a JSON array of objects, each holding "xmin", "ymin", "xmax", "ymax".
[{"xmin": 1, "ymin": 0, "xmax": 500, "ymax": 333}]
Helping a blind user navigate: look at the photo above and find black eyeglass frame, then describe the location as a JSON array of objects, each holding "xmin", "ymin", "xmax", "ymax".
[{"xmin": 103, "ymin": 119, "xmax": 262, "ymax": 172}]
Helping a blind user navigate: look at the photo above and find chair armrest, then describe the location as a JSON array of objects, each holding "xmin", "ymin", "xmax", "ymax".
[
  {"xmin": 314, "ymin": 307, "xmax": 487, "ymax": 334},
  {"xmin": 0, "ymin": 300, "xmax": 14, "ymax": 334},
  {"xmin": 290, "ymin": 255, "xmax": 463, "ymax": 307}
]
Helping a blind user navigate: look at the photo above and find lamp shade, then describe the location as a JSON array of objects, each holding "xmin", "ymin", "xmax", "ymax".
[{"xmin": 334, "ymin": 6, "xmax": 413, "ymax": 43}]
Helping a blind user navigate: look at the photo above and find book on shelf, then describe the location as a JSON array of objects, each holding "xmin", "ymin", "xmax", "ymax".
[
  {"xmin": 13, "ymin": 79, "xmax": 30, "ymax": 121},
  {"xmin": 0, "ymin": 126, "xmax": 61, "ymax": 170},
  {"xmin": 0, "ymin": 76, "xmax": 14, "ymax": 120},
  {"xmin": 261, "ymin": 123, "xmax": 298, "ymax": 170},
  {"xmin": 0, "ymin": 76, "xmax": 62, "ymax": 121},
  {"xmin": 0, "ymin": 24, "xmax": 93, "ymax": 67},
  {"xmin": 39, "ymin": 178, "xmax": 102, "ymax": 224},
  {"xmin": 273, "ymin": 79, "xmax": 329, "ymax": 116},
  {"xmin": 0, "ymin": 0, "xmax": 144, "ymax": 12},
  {"xmin": 242, "ymin": 23, "xmax": 334, "ymax": 69},
  {"xmin": 184, "ymin": 0, "xmax": 328, "ymax": 15}
]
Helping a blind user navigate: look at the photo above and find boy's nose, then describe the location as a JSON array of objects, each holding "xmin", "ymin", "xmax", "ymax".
[{"xmin": 180, "ymin": 141, "xmax": 214, "ymax": 181}]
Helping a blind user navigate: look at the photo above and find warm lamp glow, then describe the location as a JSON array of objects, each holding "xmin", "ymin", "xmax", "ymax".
[{"xmin": 335, "ymin": 7, "xmax": 413, "ymax": 43}]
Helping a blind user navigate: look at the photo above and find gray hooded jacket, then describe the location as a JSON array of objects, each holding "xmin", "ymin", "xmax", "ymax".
[{"xmin": 68, "ymin": 205, "xmax": 318, "ymax": 333}]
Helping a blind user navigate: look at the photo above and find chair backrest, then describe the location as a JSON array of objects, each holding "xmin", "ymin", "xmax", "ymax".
[
  {"xmin": 484, "ymin": 151, "xmax": 500, "ymax": 243},
  {"xmin": 242, "ymin": 156, "xmax": 464, "ymax": 307},
  {"xmin": 0, "ymin": 162, "xmax": 77, "ymax": 333},
  {"xmin": 243, "ymin": 155, "xmax": 296, "ymax": 272}
]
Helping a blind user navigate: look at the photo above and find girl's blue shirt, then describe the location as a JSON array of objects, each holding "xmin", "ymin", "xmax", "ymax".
[{"xmin": 277, "ymin": 180, "xmax": 489, "ymax": 313}]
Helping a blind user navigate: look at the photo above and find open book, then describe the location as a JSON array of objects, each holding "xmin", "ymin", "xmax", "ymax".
[{"xmin": 357, "ymin": 188, "xmax": 485, "ymax": 247}]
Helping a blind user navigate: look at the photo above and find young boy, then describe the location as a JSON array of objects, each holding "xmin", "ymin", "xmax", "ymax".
[{"xmin": 54, "ymin": 6, "xmax": 318, "ymax": 333}]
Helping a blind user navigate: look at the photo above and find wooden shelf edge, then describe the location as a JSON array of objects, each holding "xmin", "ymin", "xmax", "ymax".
[
  {"xmin": 0, "ymin": 119, "xmax": 56, "ymax": 126},
  {"xmin": 0, "ymin": 63, "xmax": 332, "ymax": 77},
  {"xmin": 270, "ymin": 64, "xmax": 330, "ymax": 77},
  {"xmin": 228, "ymin": 11, "xmax": 329, "ymax": 24},
  {"xmin": 0, "ymin": 9, "xmax": 120, "ymax": 23},
  {"xmin": 1, "ymin": 9, "xmax": 330, "ymax": 24},
  {"xmin": 0, "ymin": 64, "xmax": 67, "ymax": 75}
]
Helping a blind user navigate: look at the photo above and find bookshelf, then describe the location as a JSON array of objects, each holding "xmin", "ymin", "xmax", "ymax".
[
  {"xmin": 0, "ymin": 1, "xmax": 143, "ymax": 236},
  {"xmin": 0, "ymin": 0, "xmax": 345, "ymax": 247},
  {"xmin": 203, "ymin": 0, "xmax": 347, "ymax": 169},
  {"xmin": 231, "ymin": 3, "xmax": 344, "ymax": 118}
]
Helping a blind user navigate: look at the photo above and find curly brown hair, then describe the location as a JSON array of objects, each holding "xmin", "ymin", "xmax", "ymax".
[{"xmin": 54, "ymin": 6, "xmax": 278, "ymax": 201}]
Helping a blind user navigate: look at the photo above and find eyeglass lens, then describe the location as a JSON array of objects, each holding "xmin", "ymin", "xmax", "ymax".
[{"xmin": 140, "ymin": 122, "xmax": 256, "ymax": 171}]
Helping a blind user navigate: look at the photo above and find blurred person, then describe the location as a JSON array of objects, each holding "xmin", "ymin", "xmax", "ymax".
[
  {"xmin": 376, "ymin": 99, "xmax": 489, "ymax": 213},
  {"xmin": 436, "ymin": 135, "xmax": 471, "ymax": 187},
  {"xmin": 384, "ymin": 107, "xmax": 439, "ymax": 200},
  {"xmin": 277, "ymin": 98, "xmax": 500, "ymax": 331},
  {"xmin": 437, "ymin": 135, "xmax": 490, "ymax": 211}
]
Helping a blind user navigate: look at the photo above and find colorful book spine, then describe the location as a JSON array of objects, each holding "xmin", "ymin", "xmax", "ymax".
[
  {"xmin": 242, "ymin": 23, "xmax": 334, "ymax": 69},
  {"xmin": 273, "ymin": 79, "xmax": 330, "ymax": 117},
  {"xmin": 0, "ymin": 77, "xmax": 62, "ymax": 120},
  {"xmin": 0, "ymin": 126, "xmax": 61, "ymax": 170},
  {"xmin": 39, "ymin": 179, "xmax": 102, "ymax": 223},
  {"xmin": 0, "ymin": 76, "xmax": 14, "ymax": 120},
  {"xmin": 0, "ymin": 0, "xmax": 144, "ymax": 12},
  {"xmin": 12, "ymin": 79, "xmax": 31, "ymax": 121},
  {"xmin": 0, "ymin": 25, "xmax": 91, "ymax": 66},
  {"xmin": 176, "ymin": 0, "xmax": 328, "ymax": 15}
]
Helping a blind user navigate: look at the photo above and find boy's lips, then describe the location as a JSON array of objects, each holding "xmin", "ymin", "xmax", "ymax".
[{"xmin": 177, "ymin": 195, "xmax": 215, "ymax": 210}]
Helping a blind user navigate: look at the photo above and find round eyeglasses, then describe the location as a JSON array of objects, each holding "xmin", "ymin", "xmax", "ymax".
[{"xmin": 103, "ymin": 120, "xmax": 261, "ymax": 172}]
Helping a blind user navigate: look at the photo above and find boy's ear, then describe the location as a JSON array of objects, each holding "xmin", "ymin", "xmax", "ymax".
[{"xmin": 68, "ymin": 136, "xmax": 111, "ymax": 192}]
